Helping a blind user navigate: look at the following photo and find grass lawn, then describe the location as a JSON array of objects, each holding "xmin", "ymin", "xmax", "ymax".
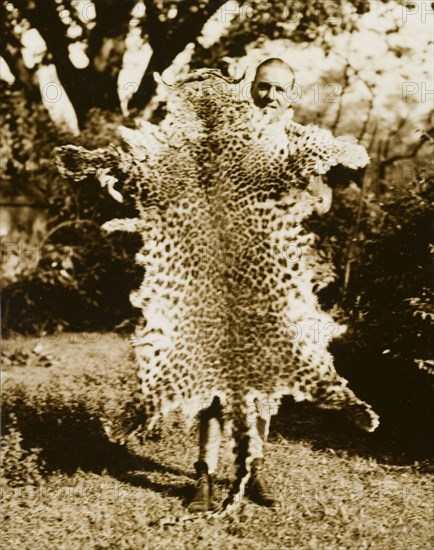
[{"xmin": 2, "ymin": 333, "xmax": 433, "ymax": 549}]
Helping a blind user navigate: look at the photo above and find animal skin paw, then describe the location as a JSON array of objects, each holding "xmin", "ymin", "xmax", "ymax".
[{"xmin": 348, "ymin": 403, "xmax": 380, "ymax": 432}]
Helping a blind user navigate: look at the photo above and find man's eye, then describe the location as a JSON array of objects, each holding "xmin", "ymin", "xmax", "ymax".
[{"xmin": 258, "ymin": 83, "xmax": 270, "ymax": 91}]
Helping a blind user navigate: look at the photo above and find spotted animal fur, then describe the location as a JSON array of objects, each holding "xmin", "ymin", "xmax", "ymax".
[{"xmin": 56, "ymin": 70, "xmax": 379, "ymax": 509}]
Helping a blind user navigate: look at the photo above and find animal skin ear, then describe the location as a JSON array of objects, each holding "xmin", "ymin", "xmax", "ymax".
[
  {"xmin": 119, "ymin": 122, "xmax": 166, "ymax": 161},
  {"xmin": 307, "ymin": 176, "xmax": 333, "ymax": 215},
  {"xmin": 153, "ymin": 71, "xmax": 165, "ymax": 87}
]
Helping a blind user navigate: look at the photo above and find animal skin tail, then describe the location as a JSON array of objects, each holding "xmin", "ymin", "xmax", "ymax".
[{"xmin": 222, "ymin": 400, "xmax": 263, "ymax": 511}]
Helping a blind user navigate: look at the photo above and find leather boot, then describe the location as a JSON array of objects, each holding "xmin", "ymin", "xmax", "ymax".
[
  {"xmin": 188, "ymin": 461, "xmax": 215, "ymax": 513},
  {"xmin": 247, "ymin": 457, "xmax": 278, "ymax": 508}
]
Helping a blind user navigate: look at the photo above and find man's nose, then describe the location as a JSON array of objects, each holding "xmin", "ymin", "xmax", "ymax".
[
  {"xmin": 267, "ymin": 86, "xmax": 277, "ymax": 103},
  {"xmin": 266, "ymin": 86, "xmax": 277, "ymax": 100}
]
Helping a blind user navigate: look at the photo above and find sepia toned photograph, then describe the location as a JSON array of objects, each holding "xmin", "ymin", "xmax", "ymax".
[{"xmin": 1, "ymin": 1, "xmax": 433, "ymax": 548}]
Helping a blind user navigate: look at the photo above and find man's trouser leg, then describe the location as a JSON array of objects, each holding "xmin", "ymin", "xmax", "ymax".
[
  {"xmin": 198, "ymin": 396, "xmax": 223, "ymax": 473},
  {"xmin": 189, "ymin": 397, "xmax": 222, "ymax": 512},
  {"xmin": 191, "ymin": 397, "xmax": 276, "ymax": 510},
  {"xmin": 248, "ymin": 398, "xmax": 272, "ymax": 460},
  {"xmin": 247, "ymin": 401, "xmax": 276, "ymax": 507},
  {"xmin": 255, "ymin": 409, "xmax": 271, "ymax": 450},
  {"xmin": 198, "ymin": 397, "xmax": 271, "ymax": 468}
]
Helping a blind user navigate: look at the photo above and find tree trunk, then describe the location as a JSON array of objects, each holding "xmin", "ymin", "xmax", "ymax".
[{"xmin": 129, "ymin": 0, "xmax": 228, "ymax": 111}]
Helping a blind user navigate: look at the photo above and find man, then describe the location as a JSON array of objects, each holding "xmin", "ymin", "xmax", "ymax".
[
  {"xmin": 189, "ymin": 58, "xmax": 298, "ymax": 514},
  {"xmin": 251, "ymin": 57, "xmax": 296, "ymax": 112},
  {"xmin": 56, "ymin": 61, "xmax": 374, "ymax": 517},
  {"xmin": 252, "ymin": 58, "xmax": 332, "ymax": 216}
]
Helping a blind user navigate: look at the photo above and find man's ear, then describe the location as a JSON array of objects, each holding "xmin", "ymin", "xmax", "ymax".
[
  {"xmin": 250, "ymin": 79, "xmax": 258, "ymax": 100},
  {"xmin": 307, "ymin": 175, "xmax": 333, "ymax": 215}
]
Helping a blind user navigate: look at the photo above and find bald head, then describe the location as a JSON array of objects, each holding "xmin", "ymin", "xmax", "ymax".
[{"xmin": 251, "ymin": 58, "xmax": 295, "ymax": 111}]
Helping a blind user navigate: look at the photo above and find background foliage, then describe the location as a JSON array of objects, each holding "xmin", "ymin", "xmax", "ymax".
[{"xmin": 1, "ymin": 0, "xmax": 433, "ymax": 450}]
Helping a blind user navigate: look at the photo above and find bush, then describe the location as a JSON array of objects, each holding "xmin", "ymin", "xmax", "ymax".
[
  {"xmin": 345, "ymin": 179, "xmax": 433, "ymax": 370},
  {"xmin": 1, "ymin": 416, "xmax": 47, "ymax": 486},
  {"xmin": 2, "ymin": 230, "xmax": 143, "ymax": 334},
  {"xmin": 2, "ymin": 102, "xmax": 143, "ymax": 334},
  {"xmin": 328, "ymin": 176, "xmax": 434, "ymax": 453}
]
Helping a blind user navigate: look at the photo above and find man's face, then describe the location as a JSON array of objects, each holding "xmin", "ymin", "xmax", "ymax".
[{"xmin": 251, "ymin": 65, "xmax": 294, "ymax": 111}]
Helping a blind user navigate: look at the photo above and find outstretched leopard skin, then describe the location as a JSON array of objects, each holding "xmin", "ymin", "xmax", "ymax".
[{"xmin": 56, "ymin": 69, "xmax": 379, "ymax": 509}]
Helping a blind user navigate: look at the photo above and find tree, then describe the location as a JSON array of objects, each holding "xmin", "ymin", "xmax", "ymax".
[
  {"xmin": 1, "ymin": 0, "xmax": 432, "ymax": 330},
  {"xmin": 1, "ymin": 0, "xmax": 383, "ymax": 128},
  {"xmin": 1, "ymin": 0, "xmax": 231, "ymax": 126}
]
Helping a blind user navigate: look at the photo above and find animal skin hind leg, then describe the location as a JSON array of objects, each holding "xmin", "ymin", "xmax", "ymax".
[{"xmin": 312, "ymin": 377, "xmax": 380, "ymax": 432}]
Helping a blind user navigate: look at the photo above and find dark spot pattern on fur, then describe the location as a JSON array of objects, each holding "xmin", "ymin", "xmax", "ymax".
[{"xmin": 55, "ymin": 70, "xmax": 378, "ymax": 507}]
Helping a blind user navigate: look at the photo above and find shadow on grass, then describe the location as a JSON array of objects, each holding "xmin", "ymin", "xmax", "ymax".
[
  {"xmin": 272, "ymin": 397, "xmax": 434, "ymax": 470},
  {"xmin": 3, "ymin": 401, "xmax": 198, "ymax": 502},
  {"xmin": 4, "ymin": 391, "xmax": 432, "ymax": 505},
  {"xmin": 119, "ymin": 466, "xmax": 194, "ymax": 505},
  {"xmin": 7, "ymin": 413, "xmax": 142, "ymax": 475},
  {"xmin": 7, "ymin": 400, "xmax": 433, "ymax": 475}
]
